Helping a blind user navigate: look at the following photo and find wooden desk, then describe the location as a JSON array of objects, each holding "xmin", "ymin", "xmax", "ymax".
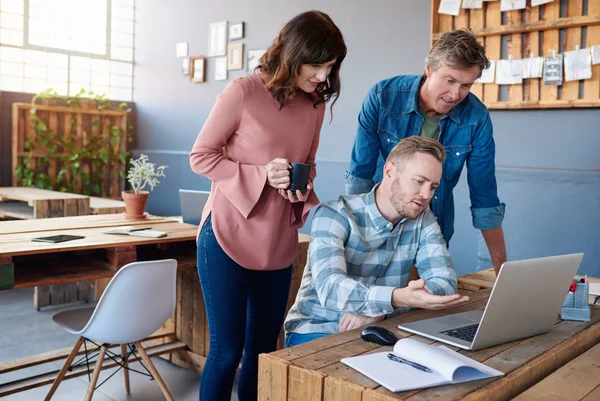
[
  {"xmin": 512, "ymin": 343, "xmax": 600, "ymax": 401},
  {"xmin": 0, "ymin": 187, "xmax": 89, "ymax": 219},
  {"xmin": 258, "ymin": 290, "xmax": 600, "ymax": 401},
  {"xmin": 89, "ymin": 196, "xmax": 126, "ymax": 215},
  {"xmin": 0, "ymin": 214, "xmax": 197, "ymax": 397},
  {"xmin": 0, "ymin": 187, "xmax": 94, "ymax": 307},
  {"xmin": 0, "ymin": 215, "xmax": 310, "ymax": 396}
]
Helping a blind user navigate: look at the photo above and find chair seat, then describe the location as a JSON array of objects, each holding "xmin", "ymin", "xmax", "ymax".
[{"xmin": 52, "ymin": 307, "xmax": 95, "ymax": 334}]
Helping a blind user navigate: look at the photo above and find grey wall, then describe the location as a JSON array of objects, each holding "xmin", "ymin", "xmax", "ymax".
[{"xmin": 132, "ymin": 0, "xmax": 600, "ymax": 277}]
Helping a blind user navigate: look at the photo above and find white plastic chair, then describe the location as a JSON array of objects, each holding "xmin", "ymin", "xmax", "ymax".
[{"xmin": 45, "ymin": 259, "xmax": 178, "ymax": 401}]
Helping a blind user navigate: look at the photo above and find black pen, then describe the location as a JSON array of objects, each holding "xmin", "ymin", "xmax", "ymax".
[
  {"xmin": 129, "ymin": 227, "xmax": 151, "ymax": 232},
  {"xmin": 387, "ymin": 353, "xmax": 432, "ymax": 373}
]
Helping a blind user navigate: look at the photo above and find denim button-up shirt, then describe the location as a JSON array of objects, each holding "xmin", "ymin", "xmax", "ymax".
[{"xmin": 346, "ymin": 75, "xmax": 505, "ymax": 243}]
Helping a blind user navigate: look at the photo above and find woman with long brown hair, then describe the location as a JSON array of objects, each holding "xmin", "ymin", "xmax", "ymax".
[{"xmin": 190, "ymin": 10, "xmax": 346, "ymax": 401}]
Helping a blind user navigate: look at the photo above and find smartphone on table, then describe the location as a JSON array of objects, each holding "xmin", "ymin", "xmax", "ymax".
[{"xmin": 31, "ymin": 235, "xmax": 85, "ymax": 243}]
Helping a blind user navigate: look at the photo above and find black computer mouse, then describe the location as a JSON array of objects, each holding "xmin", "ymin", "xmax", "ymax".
[{"xmin": 360, "ymin": 325, "xmax": 399, "ymax": 346}]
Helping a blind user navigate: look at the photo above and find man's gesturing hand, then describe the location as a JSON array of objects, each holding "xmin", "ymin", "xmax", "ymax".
[{"xmin": 391, "ymin": 279, "xmax": 470, "ymax": 310}]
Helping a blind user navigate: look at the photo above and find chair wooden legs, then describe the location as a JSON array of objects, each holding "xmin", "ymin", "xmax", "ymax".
[
  {"xmin": 120, "ymin": 344, "xmax": 131, "ymax": 393},
  {"xmin": 46, "ymin": 340, "xmax": 170, "ymax": 401},
  {"xmin": 45, "ymin": 336, "xmax": 85, "ymax": 401},
  {"xmin": 134, "ymin": 341, "xmax": 174, "ymax": 401},
  {"xmin": 84, "ymin": 344, "xmax": 107, "ymax": 401}
]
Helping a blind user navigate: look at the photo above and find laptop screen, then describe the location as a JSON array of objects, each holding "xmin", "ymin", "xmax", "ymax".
[{"xmin": 179, "ymin": 189, "xmax": 210, "ymax": 225}]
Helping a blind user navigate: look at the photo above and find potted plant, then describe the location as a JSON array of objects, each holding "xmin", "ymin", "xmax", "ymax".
[{"xmin": 122, "ymin": 154, "xmax": 167, "ymax": 218}]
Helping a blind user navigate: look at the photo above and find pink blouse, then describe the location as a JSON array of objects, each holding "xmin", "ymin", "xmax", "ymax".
[{"xmin": 190, "ymin": 74, "xmax": 324, "ymax": 270}]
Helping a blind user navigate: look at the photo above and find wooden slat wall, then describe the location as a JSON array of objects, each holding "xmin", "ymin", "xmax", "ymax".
[
  {"xmin": 430, "ymin": 1, "xmax": 600, "ymax": 109},
  {"xmin": 11, "ymin": 103, "xmax": 128, "ymax": 197},
  {"xmin": 484, "ymin": 1, "xmax": 501, "ymax": 104},
  {"xmin": 584, "ymin": 1, "xmax": 600, "ymax": 100}
]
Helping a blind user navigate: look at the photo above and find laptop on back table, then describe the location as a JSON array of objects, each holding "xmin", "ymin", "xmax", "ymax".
[{"xmin": 179, "ymin": 189, "xmax": 210, "ymax": 226}]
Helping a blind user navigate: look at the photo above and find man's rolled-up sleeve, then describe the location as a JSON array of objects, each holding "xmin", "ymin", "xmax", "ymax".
[{"xmin": 414, "ymin": 210, "xmax": 457, "ymax": 296}]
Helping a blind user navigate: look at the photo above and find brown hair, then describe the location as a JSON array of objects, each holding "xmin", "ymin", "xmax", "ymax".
[
  {"xmin": 257, "ymin": 10, "xmax": 347, "ymax": 110},
  {"xmin": 386, "ymin": 136, "xmax": 446, "ymax": 165},
  {"xmin": 425, "ymin": 29, "xmax": 490, "ymax": 78}
]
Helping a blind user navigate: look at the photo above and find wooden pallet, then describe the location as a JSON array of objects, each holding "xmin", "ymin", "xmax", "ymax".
[
  {"xmin": 512, "ymin": 343, "xmax": 600, "ymax": 400},
  {"xmin": 258, "ymin": 291, "xmax": 600, "ymax": 401},
  {"xmin": 11, "ymin": 103, "xmax": 128, "ymax": 197},
  {"xmin": 0, "ymin": 187, "xmax": 89, "ymax": 219},
  {"xmin": 430, "ymin": 1, "xmax": 600, "ymax": 109},
  {"xmin": 89, "ymin": 196, "xmax": 126, "ymax": 215}
]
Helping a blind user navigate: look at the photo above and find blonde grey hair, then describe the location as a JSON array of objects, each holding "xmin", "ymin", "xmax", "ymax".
[
  {"xmin": 425, "ymin": 29, "xmax": 490, "ymax": 78},
  {"xmin": 386, "ymin": 136, "xmax": 446, "ymax": 165}
]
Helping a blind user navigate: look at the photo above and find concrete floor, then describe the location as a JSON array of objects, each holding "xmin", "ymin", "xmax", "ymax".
[{"xmin": 0, "ymin": 287, "xmax": 238, "ymax": 400}]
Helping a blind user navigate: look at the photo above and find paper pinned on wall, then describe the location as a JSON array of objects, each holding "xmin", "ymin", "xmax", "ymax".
[
  {"xmin": 523, "ymin": 57, "xmax": 544, "ymax": 79},
  {"xmin": 476, "ymin": 60, "xmax": 496, "ymax": 83},
  {"xmin": 592, "ymin": 45, "xmax": 600, "ymax": 65},
  {"xmin": 462, "ymin": 0, "xmax": 483, "ymax": 9},
  {"xmin": 214, "ymin": 57, "xmax": 228, "ymax": 81},
  {"xmin": 543, "ymin": 55, "xmax": 563, "ymax": 86},
  {"xmin": 176, "ymin": 42, "xmax": 188, "ymax": 58},
  {"xmin": 531, "ymin": 0, "xmax": 554, "ymax": 6},
  {"xmin": 438, "ymin": 0, "xmax": 461, "ymax": 16},
  {"xmin": 495, "ymin": 59, "xmax": 523, "ymax": 85},
  {"xmin": 500, "ymin": 0, "xmax": 526, "ymax": 12},
  {"xmin": 564, "ymin": 48, "xmax": 592, "ymax": 82}
]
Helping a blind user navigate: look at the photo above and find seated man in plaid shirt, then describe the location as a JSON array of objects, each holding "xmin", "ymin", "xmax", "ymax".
[{"xmin": 284, "ymin": 136, "xmax": 470, "ymax": 347}]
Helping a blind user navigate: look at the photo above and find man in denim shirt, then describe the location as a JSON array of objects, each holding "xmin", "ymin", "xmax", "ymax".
[
  {"xmin": 346, "ymin": 29, "xmax": 506, "ymax": 275},
  {"xmin": 284, "ymin": 137, "xmax": 470, "ymax": 347}
]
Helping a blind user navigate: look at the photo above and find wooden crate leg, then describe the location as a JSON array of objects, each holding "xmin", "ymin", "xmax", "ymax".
[{"xmin": 34, "ymin": 286, "xmax": 51, "ymax": 310}]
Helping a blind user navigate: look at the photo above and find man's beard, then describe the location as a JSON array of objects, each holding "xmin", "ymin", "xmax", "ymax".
[{"xmin": 390, "ymin": 177, "xmax": 427, "ymax": 220}]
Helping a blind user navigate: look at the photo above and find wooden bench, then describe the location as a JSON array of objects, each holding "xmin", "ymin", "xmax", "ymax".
[
  {"xmin": 0, "ymin": 187, "xmax": 89, "ymax": 219},
  {"xmin": 89, "ymin": 196, "xmax": 126, "ymax": 215},
  {"xmin": 512, "ymin": 343, "xmax": 600, "ymax": 400},
  {"xmin": 0, "ymin": 187, "xmax": 93, "ymax": 308}
]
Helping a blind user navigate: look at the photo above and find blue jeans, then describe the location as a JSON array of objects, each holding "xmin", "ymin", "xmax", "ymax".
[
  {"xmin": 197, "ymin": 214, "xmax": 293, "ymax": 401},
  {"xmin": 284, "ymin": 332, "xmax": 330, "ymax": 348}
]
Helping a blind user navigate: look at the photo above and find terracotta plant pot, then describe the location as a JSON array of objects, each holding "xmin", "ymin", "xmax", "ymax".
[{"xmin": 121, "ymin": 190, "xmax": 149, "ymax": 219}]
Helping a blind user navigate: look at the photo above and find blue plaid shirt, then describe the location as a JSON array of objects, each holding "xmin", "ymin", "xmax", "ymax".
[{"xmin": 284, "ymin": 185, "xmax": 457, "ymax": 335}]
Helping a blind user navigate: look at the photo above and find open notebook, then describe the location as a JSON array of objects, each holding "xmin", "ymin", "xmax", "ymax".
[
  {"xmin": 341, "ymin": 338, "xmax": 503, "ymax": 392},
  {"xmin": 103, "ymin": 226, "xmax": 167, "ymax": 238}
]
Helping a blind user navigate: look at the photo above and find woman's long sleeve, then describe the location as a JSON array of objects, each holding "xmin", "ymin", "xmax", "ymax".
[{"xmin": 190, "ymin": 81, "xmax": 267, "ymax": 219}]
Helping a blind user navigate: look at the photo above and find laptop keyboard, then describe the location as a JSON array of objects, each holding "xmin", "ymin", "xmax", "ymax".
[{"xmin": 441, "ymin": 323, "xmax": 479, "ymax": 342}]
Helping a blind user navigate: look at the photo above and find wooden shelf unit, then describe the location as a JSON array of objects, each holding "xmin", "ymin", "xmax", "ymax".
[
  {"xmin": 430, "ymin": 0, "xmax": 600, "ymax": 109},
  {"xmin": 11, "ymin": 102, "xmax": 128, "ymax": 198},
  {"xmin": 0, "ymin": 187, "xmax": 90, "ymax": 219}
]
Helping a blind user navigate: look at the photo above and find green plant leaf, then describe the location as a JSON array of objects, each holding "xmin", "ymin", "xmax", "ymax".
[{"xmin": 36, "ymin": 121, "xmax": 47, "ymax": 132}]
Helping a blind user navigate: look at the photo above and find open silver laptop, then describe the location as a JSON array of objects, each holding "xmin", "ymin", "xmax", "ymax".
[
  {"xmin": 397, "ymin": 253, "xmax": 584, "ymax": 351},
  {"xmin": 179, "ymin": 189, "xmax": 210, "ymax": 225}
]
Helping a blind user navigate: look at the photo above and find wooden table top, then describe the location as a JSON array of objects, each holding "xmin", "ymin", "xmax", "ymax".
[
  {"xmin": 259, "ymin": 290, "xmax": 600, "ymax": 401},
  {"xmin": 0, "ymin": 187, "xmax": 89, "ymax": 201},
  {"xmin": 0, "ymin": 213, "xmax": 174, "ymax": 235},
  {"xmin": 89, "ymin": 196, "xmax": 125, "ymax": 208},
  {"xmin": 0, "ymin": 214, "xmax": 198, "ymax": 257}
]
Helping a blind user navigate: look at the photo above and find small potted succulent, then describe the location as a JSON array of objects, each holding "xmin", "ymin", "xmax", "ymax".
[{"xmin": 122, "ymin": 154, "xmax": 167, "ymax": 218}]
